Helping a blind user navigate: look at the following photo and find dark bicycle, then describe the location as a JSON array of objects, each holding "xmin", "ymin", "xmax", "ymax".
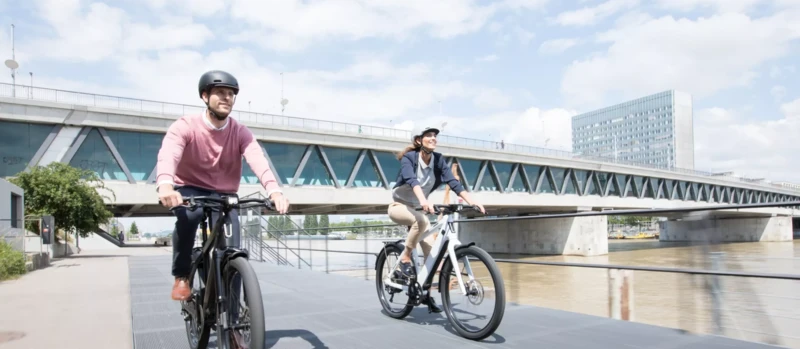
[{"xmin": 163, "ymin": 195, "xmax": 275, "ymax": 349}]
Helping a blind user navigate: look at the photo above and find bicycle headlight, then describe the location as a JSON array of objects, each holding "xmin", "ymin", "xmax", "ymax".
[{"xmin": 226, "ymin": 197, "xmax": 239, "ymax": 205}]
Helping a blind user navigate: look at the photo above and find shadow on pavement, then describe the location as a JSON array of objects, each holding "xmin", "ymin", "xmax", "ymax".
[
  {"xmin": 384, "ymin": 308, "xmax": 507, "ymax": 344},
  {"xmin": 265, "ymin": 329, "xmax": 329, "ymax": 348}
]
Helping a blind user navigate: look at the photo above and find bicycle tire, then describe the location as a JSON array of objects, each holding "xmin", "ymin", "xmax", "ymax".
[
  {"xmin": 223, "ymin": 257, "xmax": 265, "ymax": 349},
  {"xmin": 440, "ymin": 245, "xmax": 506, "ymax": 341},
  {"xmin": 184, "ymin": 253, "xmax": 211, "ymax": 349},
  {"xmin": 375, "ymin": 244, "xmax": 414, "ymax": 319}
]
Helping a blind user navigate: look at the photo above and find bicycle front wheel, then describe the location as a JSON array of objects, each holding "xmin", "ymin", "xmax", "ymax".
[
  {"xmin": 440, "ymin": 245, "xmax": 506, "ymax": 341},
  {"xmin": 224, "ymin": 257, "xmax": 265, "ymax": 349}
]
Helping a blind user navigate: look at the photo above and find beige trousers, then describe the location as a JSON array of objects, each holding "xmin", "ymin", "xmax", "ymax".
[{"xmin": 387, "ymin": 202, "xmax": 435, "ymax": 260}]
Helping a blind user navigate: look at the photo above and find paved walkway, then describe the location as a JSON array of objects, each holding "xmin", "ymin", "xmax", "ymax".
[
  {"xmin": 0, "ymin": 248, "xmax": 170, "ymax": 349},
  {"xmin": 0, "ymin": 247, "xmax": 786, "ymax": 349},
  {"xmin": 129, "ymin": 255, "xmax": 781, "ymax": 349}
]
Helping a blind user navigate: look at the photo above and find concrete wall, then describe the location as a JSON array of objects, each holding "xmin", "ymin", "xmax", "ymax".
[
  {"xmin": 459, "ymin": 215, "xmax": 609, "ymax": 256},
  {"xmin": 0, "ymin": 178, "xmax": 24, "ymax": 224},
  {"xmin": 660, "ymin": 216, "xmax": 793, "ymax": 242}
]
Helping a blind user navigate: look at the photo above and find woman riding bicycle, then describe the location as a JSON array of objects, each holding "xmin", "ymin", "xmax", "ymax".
[{"xmin": 388, "ymin": 126, "xmax": 486, "ymax": 283}]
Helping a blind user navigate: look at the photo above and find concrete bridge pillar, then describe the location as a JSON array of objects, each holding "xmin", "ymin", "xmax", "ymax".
[
  {"xmin": 458, "ymin": 215, "xmax": 609, "ymax": 256},
  {"xmin": 660, "ymin": 216, "xmax": 793, "ymax": 242}
]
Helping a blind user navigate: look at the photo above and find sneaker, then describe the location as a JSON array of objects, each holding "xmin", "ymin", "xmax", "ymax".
[
  {"xmin": 171, "ymin": 277, "xmax": 190, "ymax": 301},
  {"xmin": 398, "ymin": 261, "xmax": 415, "ymax": 279}
]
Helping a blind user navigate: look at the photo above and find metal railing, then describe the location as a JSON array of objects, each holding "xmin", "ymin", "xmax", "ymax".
[
  {"xmin": 0, "ymin": 218, "xmax": 45, "ymax": 255},
  {"xmin": 1, "ymin": 82, "xmax": 795, "ymax": 192},
  {"xmin": 237, "ymin": 200, "xmax": 800, "ymax": 348},
  {"xmin": 0, "ymin": 219, "xmax": 25, "ymax": 253}
]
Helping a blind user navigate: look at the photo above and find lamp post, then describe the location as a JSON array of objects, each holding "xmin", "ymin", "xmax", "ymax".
[{"xmin": 4, "ymin": 24, "xmax": 19, "ymax": 97}]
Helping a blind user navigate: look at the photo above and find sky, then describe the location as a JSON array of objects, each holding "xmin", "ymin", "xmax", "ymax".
[{"xmin": 1, "ymin": 0, "xmax": 799, "ymax": 233}]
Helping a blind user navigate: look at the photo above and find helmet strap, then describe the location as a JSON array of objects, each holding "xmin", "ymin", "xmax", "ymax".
[
  {"xmin": 415, "ymin": 137, "xmax": 434, "ymax": 154},
  {"xmin": 203, "ymin": 88, "xmax": 237, "ymax": 121}
]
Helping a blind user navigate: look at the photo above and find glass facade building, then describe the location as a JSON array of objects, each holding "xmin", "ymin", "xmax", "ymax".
[{"xmin": 571, "ymin": 90, "xmax": 695, "ymax": 170}]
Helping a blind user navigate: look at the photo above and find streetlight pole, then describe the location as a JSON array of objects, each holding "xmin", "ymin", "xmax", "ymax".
[{"xmin": 4, "ymin": 24, "xmax": 19, "ymax": 97}]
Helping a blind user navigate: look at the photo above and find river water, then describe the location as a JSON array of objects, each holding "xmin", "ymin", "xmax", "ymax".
[{"xmin": 258, "ymin": 237, "xmax": 800, "ymax": 348}]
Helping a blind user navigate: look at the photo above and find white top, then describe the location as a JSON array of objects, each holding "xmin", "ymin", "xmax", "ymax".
[{"xmin": 392, "ymin": 152, "xmax": 435, "ymax": 206}]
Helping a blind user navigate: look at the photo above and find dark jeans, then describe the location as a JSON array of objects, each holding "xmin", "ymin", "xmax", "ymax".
[{"xmin": 171, "ymin": 185, "xmax": 241, "ymax": 278}]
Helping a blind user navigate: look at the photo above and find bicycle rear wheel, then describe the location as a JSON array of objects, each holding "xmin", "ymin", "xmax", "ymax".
[
  {"xmin": 224, "ymin": 257, "xmax": 265, "ymax": 349},
  {"xmin": 375, "ymin": 244, "xmax": 414, "ymax": 319},
  {"xmin": 440, "ymin": 245, "xmax": 505, "ymax": 341}
]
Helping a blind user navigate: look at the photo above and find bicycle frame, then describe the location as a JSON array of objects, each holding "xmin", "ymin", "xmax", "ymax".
[
  {"xmin": 185, "ymin": 196, "xmax": 250, "ymax": 344},
  {"xmin": 382, "ymin": 210, "xmax": 475, "ymax": 296}
]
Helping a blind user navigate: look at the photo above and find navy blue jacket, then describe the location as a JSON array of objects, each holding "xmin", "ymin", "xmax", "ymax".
[{"xmin": 393, "ymin": 150, "xmax": 465, "ymax": 196}]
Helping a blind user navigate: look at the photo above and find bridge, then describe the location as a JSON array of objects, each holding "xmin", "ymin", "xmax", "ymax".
[{"xmin": 1, "ymin": 83, "xmax": 798, "ymax": 256}]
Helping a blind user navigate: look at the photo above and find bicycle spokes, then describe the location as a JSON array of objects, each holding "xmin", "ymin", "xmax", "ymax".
[
  {"xmin": 443, "ymin": 254, "xmax": 499, "ymax": 333},
  {"xmin": 227, "ymin": 270, "xmax": 252, "ymax": 349},
  {"xmin": 380, "ymin": 249, "xmax": 412, "ymax": 308}
]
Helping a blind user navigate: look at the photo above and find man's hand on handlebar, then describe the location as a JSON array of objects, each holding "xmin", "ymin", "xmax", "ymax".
[
  {"xmin": 269, "ymin": 192, "xmax": 290, "ymax": 214},
  {"xmin": 158, "ymin": 184, "xmax": 183, "ymax": 208},
  {"xmin": 473, "ymin": 203, "xmax": 486, "ymax": 214}
]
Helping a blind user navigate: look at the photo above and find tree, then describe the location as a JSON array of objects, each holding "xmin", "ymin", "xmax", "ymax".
[
  {"xmin": 110, "ymin": 223, "xmax": 120, "ymax": 237},
  {"xmin": 9, "ymin": 162, "xmax": 115, "ymax": 239},
  {"xmin": 281, "ymin": 216, "xmax": 293, "ymax": 231},
  {"xmin": 129, "ymin": 222, "xmax": 140, "ymax": 238},
  {"xmin": 318, "ymin": 214, "xmax": 330, "ymax": 235}
]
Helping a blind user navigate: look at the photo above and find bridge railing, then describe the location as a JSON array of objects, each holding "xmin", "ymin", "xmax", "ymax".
[
  {"xmin": 0, "ymin": 82, "xmax": 793, "ymax": 191},
  {"xmin": 245, "ymin": 200, "xmax": 800, "ymax": 348}
]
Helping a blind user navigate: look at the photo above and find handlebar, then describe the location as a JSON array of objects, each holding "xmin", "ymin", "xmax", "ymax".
[
  {"xmin": 414, "ymin": 203, "xmax": 484, "ymax": 215},
  {"xmin": 159, "ymin": 195, "xmax": 275, "ymax": 212}
]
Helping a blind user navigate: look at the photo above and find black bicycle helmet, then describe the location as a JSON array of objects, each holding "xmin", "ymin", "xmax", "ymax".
[{"xmin": 198, "ymin": 70, "xmax": 240, "ymax": 98}]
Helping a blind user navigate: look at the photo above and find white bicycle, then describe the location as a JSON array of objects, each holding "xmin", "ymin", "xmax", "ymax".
[{"xmin": 374, "ymin": 203, "xmax": 506, "ymax": 341}]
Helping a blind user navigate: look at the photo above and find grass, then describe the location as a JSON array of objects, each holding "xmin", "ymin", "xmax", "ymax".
[{"xmin": 0, "ymin": 241, "xmax": 26, "ymax": 281}]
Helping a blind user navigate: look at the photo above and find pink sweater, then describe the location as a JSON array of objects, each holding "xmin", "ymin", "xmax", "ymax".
[{"xmin": 156, "ymin": 113, "xmax": 281, "ymax": 195}]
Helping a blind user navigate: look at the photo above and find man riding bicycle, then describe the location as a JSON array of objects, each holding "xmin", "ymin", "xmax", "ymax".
[
  {"xmin": 156, "ymin": 70, "xmax": 290, "ymax": 301},
  {"xmin": 387, "ymin": 126, "xmax": 485, "ymax": 312}
]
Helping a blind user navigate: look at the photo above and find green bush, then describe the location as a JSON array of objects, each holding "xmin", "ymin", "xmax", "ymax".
[{"xmin": 0, "ymin": 241, "xmax": 26, "ymax": 281}]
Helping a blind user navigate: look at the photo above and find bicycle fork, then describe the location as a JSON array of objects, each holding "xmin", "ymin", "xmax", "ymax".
[
  {"xmin": 446, "ymin": 241, "xmax": 474, "ymax": 296},
  {"xmin": 212, "ymin": 249, "xmax": 233, "ymax": 347}
]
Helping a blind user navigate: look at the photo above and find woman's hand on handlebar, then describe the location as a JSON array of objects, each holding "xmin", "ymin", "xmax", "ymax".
[
  {"xmin": 269, "ymin": 192, "xmax": 290, "ymax": 214},
  {"xmin": 158, "ymin": 185, "xmax": 183, "ymax": 208},
  {"xmin": 419, "ymin": 199, "xmax": 435, "ymax": 214},
  {"xmin": 473, "ymin": 203, "xmax": 486, "ymax": 214}
]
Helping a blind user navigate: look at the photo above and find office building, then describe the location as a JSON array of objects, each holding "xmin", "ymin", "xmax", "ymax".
[{"xmin": 571, "ymin": 90, "xmax": 694, "ymax": 170}]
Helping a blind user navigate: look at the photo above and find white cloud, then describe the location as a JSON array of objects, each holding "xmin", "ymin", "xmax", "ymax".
[
  {"xmin": 561, "ymin": 11, "xmax": 800, "ymax": 107},
  {"xmin": 694, "ymin": 97, "xmax": 800, "ymax": 182},
  {"xmin": 477, "ymin": 54, "xmax": 499, "ymax": 62},
  {"xmin": 472, "ymin": 88, "xmax": 513, "ymax": 109},
  {"xmin": 444, "ymin": 106, "xmax": 576, "ymax": 151},
  {"xmin": 503, "ymin": 0, "xmax": 551, "ymax": 10},
  {"xmin": 144, "ymin": 0, "xmax": 227, "ymax": 17},
  {"xmin": 228, "ymin": 0, "xmax": 544, "ymax": 52},
  {"xmin": 539, "ymin": 38, "xmax": 580, "ymax": 54},
  {"xmin": 656, "ymin": 0, "xmax": 764, "ymax": 13},
  {"xmin": 30, "ymin": 0, "xmax": 126, "ymax": 62},
  {"xmin": 104, "ymin": 47, "xmax": 521, "ymax": 128},
  {"xmin": 771, "ymin": 85, "xmax": 786, "ymax": 101},
  {"xmin": 552, "ymin": 0, "xmax": 639, "ymax": 27},
  {"xmin": 25, "ymin": 0, "xmax": 213, "ymax": 62},
  {"xmin": 770, "ymin": 64, "xmax": 796, "ymax": 78}
]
